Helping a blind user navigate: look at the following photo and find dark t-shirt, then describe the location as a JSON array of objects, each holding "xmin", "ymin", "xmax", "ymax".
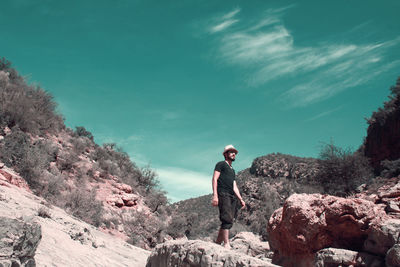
[{"xmin": 214, "ymin": 161, "xmax": 236, "ymax": 195}]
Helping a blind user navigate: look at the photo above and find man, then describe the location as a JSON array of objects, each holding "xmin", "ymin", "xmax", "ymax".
[{"xmin": 212, "ymin": 144, "xmax": 246, "ymax": 249}]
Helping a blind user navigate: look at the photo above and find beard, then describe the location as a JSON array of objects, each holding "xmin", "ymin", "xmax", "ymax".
[{"xmin": 230, "ymin": 157, "xmax": 235, "ymax": 161}]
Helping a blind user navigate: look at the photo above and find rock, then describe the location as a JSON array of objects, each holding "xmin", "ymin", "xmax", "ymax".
[
  {"xmin": 3, "ymin": 127, "xmax": 11, "ymax": 136},
  {"xmin": 364, "ymin": 218, "xmax": 400, "ymax": 256},
  {"xmin": 230, "ymin": 232, "xmax": 272, "ymax": 259},
  {"xmin": 0, "ymin": 217, "xmax": 41, "ymax": 266},
  {"xmin": 146, "ymin": 239, "xmax": 278, "ymax": 267},
  {"xmin": 386, "ymin": 244, "xmax": 400, "ymax": 267},
  {"xmin": 314, "ymin": 248, "xmax": 384, "ymax": 267},
  {"xmin": 115, "ymin": 183, "xmax": 132, "ymax": 194},
  {"xmin": 68, "ymin": 226, "xmax": 96, "ymax": 246},
  {"xmin": 0, "ymin": 163, "xmax": 4, "ymax": 169},
  {"xmin": 267, "ymin": 193, "xmax": 388, "ymax": 267},
  {"xmin": 0, "ymin": 168, "xmax": 31, "ymax": 192}
]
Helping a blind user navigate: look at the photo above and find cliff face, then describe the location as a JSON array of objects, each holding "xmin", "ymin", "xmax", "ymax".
[
  {"xmin": 364, "ymin": 77, "xmax": 400, "ymax": 173},
  {"xmin": 364, "ymin": 100, "xmax": 400, "ymax": 172}
]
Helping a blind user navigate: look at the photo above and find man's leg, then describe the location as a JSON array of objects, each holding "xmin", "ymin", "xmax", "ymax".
[
  {"xmin": 221, "ymin": 229, "xmax": 230, "ymax": 249},
  {"xmin": 215, "ymin": 228, "xmax": 224, "ymax": 244},
  {"xmin": 217, "ymin": 192, "xmax": 233, "ymax": 248}
]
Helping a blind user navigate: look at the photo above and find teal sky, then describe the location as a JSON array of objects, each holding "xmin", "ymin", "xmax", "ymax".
[{"xmin": 2, "ymin": 0, "xmax": 399, "ymax": 202}]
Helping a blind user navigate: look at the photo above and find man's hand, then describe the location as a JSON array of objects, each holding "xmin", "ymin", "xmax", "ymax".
[
  {"xmin": 239, "ymin": 199, "xmax": 246, "ymax": 209},
  {"xmin": 212, "ymin": 195, "xmax": 218, "ymax": 206}
]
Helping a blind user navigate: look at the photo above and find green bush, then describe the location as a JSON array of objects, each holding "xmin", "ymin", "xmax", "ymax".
[{"xmin": 316, "ymin": 142, "xmax": 373, "ymax": 196}]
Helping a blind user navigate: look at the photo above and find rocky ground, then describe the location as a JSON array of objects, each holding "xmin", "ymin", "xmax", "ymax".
[
  {"xmin": 0, "ymin": 167, "xmax": 150, "ymax": 267},
  {"xmin": 0, "ymin": 164, "xmax": 278, "ymax": 267}
]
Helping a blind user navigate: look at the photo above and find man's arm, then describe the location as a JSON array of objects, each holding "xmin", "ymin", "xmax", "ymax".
[
  {"xmin": 233, "ymin": 181, "xmax": 246, "ymax": 209},
  {"xmin": 211, "ymin": 170, "xmax": 220, "ymax": 206}
]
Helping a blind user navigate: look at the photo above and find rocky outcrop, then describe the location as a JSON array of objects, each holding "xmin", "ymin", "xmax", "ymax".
[
  {"xmin": 250, "ymin": 153, "xmax": 319, "ymax": 180},
  {"xmin": 364, "ymin": 77, "xmax": 400, "ymax": 173},
  {"xmin": 0, "ymin": 164, "xmax": 31, "ymax": 192},
  {"xmin": 146, "ymin": 238, "xmax": 278, "ymax": 267},
  {"xmin": 267, "ymin": 193, "xmax": 389, "ymax": 267},
  {"xmin": 0, "ymin": 217, "xmax": 42, "ymax": 267}
]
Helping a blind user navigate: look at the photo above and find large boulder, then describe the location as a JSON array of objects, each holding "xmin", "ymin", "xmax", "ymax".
[
  {"xmin": 146, "ymin": 238, "xmax": 278, "ymax": 267},
  {"xmin": 0, "ymin": 217, "xmax": 42, "ymax": 267},
  {"xmin": 267, "ymin": 193, "xmax": 388, "ymax": 267}
]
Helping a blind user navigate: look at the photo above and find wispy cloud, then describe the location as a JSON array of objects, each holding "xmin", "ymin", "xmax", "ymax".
[
  {"xmin": 305, "ymin": 106, "xmax": 342, "ymax": 122},
  {"xmin": 208, "ymin": 7, "xmax": 400, "ymax": 107},
  {"xmin": 156, "ymin": 167, "xmax": 211, "ymax": 202},
  {"xmin": 209, "ymin": 8, "xmax": 240, "ymax": 33}
]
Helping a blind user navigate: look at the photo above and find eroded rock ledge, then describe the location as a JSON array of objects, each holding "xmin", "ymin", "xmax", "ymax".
[{"xmin": 146, "ymin": 236, "xmax": 278, "ymax": 267}]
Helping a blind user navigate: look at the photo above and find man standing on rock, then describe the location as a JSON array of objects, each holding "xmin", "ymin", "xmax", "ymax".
[{"xmin": 212, "ymin": 144, "xmax": 246, "ymax": 249}]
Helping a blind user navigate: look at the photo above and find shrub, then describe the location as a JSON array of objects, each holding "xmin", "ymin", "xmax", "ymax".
[
  {"xmin": 381, "ymin": 159, "xmax": 400, "ymax": 178},
  {"xmin": 75, "ymin": 126, "xmax": 94, "ymax": 141},
  {"xmin": 0, "ymin": 59, "xmax": 64, "ymax": 135},
  {"xmin": 71, "ymin": 136, "xmax": 92, "ymax": 154},
  {"xmin": 0, "ymin": 128, "xmax": 52, "ymax": 189},
  {"xmin": 41, "ymin": 172, "xmax": 66, "ymax": 202},
  {"xmin": 64, "ymin": 187, "xmax": 104, "ymax": 227},
  {"xmin": 146, "ymin": 189, "xmax": 168, "ymax": 213},
  {"xmin": 37, "ymin": 206, "xmax": 51, "ymax": 218},
  {"xmin": 57, "ymin": 150, "xmax": 78, "ymax": 171},
  {"xmin": 125, "ymin": 211, "xmax": 166, "ymax": 248},
  {"xmin": 316, "ymin": 141, "xmax": 373, "ymax": 196}
]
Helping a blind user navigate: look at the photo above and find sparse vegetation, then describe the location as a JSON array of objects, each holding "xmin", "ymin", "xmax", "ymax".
[
  {"xmin": 0, "ymin": 58, "xmax": 169, "ymax": 249},
  {"xmin": 381, "ymin": 159, "xmax": 400, "ymax": 178},
  {"xmin": 367, "ymin": 77, "xmax": 400, "ymax": 126},
  {"xmin": 64, "ymin": 188, "xmax": 104, "ymax": 227},
  {"xmin": 0, "ymin": 58, "xmax": 64, "ymax": 135},
  {"xmin": 316, "ymin": 141, "xmax": 373, "ymax": 196},
  {"xmin": 37, "ymin": 206, "xmax": 51, "ymax": 218}
]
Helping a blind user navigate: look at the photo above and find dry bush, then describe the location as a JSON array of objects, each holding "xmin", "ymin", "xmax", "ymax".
[
  {"xmin": 71, "ymin": 136, "xmax": 92, "ymax": 155},
  {"xmin": 316, "ymin": 142, "xmax": 373, "ymax": 196},
  {"xmin": 125, "ymin": 211, "xmax": 167, "ymax": 248},
  {"xmin": 63, "ymin": 188, "xmax": 104, "ymax": 227},
  {"xmin": 74, "ymin": 126, "xmax": 94, "ymax": 141},
  {"xmin": 0, "ymin": 58, "xmax": 64, "ymax": 135},
  {"xmin": 57, "ymin": 150, "xmax": 78, "ymax": 171},
  {"xmin": 381, "ymin": 159, "xmax": 400, "ymax": 178},
  {"xmin": 37, "ymin": 206, "xmax": 51, "ymax": 218},
  {"xmin": 0, "ymin": 129, "xmax": 52, "ymax": 189},
  {"xmin": 41, "ymin": 172, "xmax": 66, "ymax": 202}
]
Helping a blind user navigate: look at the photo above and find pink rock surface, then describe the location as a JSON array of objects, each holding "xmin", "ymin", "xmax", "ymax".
[
  {"xmin": 0, "ymin": 166, "xmax": 31, "ymax": 192},
  {"xmin": 268, "ymin": 193, "xmax": 388, "ymax": 267}
]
